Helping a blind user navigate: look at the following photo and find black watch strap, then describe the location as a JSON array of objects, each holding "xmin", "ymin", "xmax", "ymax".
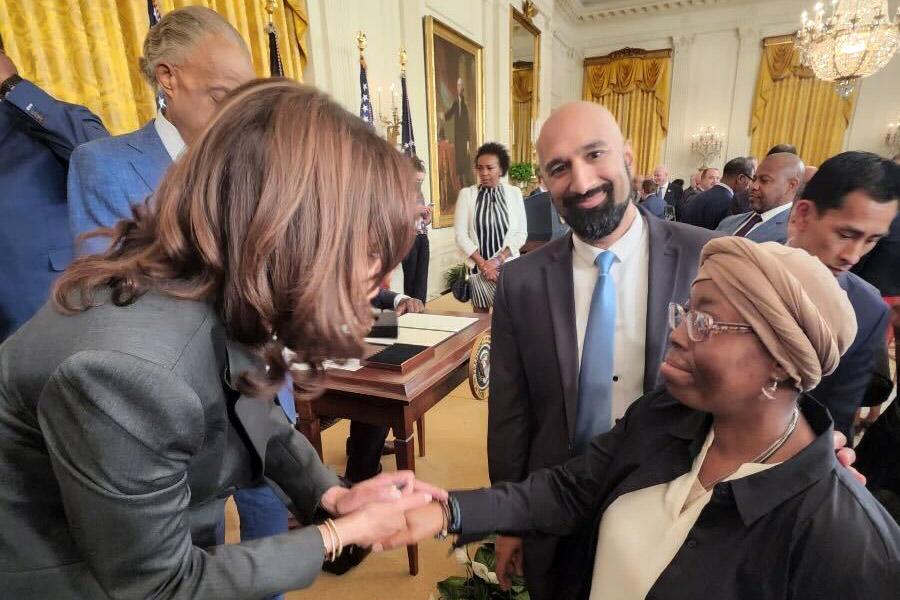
[{"xmin": 1, "ymin": 74, "xmax": 22, "ymax": 98}]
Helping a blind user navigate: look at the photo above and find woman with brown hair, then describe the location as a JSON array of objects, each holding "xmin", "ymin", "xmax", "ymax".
[{"xmin": 0, "ymin": 79, "xmax": 443, "ymax": 599}]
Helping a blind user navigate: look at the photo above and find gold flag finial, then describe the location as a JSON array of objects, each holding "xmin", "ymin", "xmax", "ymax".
[
  {"xmin": 265, "ymin": 0, "xmax": 277, "ymax": 24},
  {"xmin": 356, "ymin": 32, "xmax": 368, "ymax": 54},
  {"xmin": 399, "ymin": 48, "xmax": 408, "ymax": 74}
]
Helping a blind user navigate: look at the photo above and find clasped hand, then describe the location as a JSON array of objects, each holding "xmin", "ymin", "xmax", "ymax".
[{"xmin": 318, "ymin": 471, "xmax": 446, "ymax": 551}]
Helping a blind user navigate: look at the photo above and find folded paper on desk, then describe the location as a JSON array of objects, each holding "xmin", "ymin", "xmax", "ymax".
[
  {"xmin": 365, "ymin": 328, "xmax": 453, "ymax": 347},
  {"xmin": 396, "ymin": 313, "xmax": 478, "ymax": 332}
]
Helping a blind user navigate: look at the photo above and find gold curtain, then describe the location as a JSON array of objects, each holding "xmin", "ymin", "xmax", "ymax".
[
  {"xmin": 0, "ymin": 0, "xmax": 308, "ymax": 136},
  {"xmin": 750, "ymin": 36, "xmax": 856, "ymax": 167},
  {"xmin": 582, "ymin": 49, "xmax": 671, "ymax": 176},
  {"xmin": 511, "ymin": 64, "xmax": 533, "ymax": 164}
]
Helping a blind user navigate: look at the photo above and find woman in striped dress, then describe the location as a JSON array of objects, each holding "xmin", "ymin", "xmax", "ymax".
[{"xmin": 454, "ymin": 143, "xmax": 527, "ymax": 312}]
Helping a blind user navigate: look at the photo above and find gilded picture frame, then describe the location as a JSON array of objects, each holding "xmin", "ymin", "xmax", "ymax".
[{"xmin": 423, "ymin": 16, "xmax": 484, "ymax": 229}]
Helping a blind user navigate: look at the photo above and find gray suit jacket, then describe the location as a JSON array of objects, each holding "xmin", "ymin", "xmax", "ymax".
[
  {"xmin": 0, "ymin": 291, "xmax": 340, "ymax": 599},
  {"xmin": 487, "ymin": 209, "xmax": 719, "ymax": 598},
  {"xmin": 716, "ymin": 207, "xmax": 790, "ymax": 244}
]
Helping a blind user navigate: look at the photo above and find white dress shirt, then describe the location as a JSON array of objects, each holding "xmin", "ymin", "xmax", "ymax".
[
  {"xmin": 572, "ymin": 213, "xmax": 649, "ymax": 423},
  {"xmin": 154, "ymin": 109, "xmax": 186, "ymax": 161},
  {"xmin": 658, "ymin": 182, "xmax": 668, "ymax": 200},
  {"xmin": 747, "ymin": 202, "xmax": 792, "ymax": 235}
]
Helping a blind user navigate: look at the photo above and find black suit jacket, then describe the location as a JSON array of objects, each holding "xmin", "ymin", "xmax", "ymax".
[
  {"xmin": 852, "ymin": 214, "xmax": 900, "ymax": 296},
  {"xmin": 682, "ymin": 184, "xmax": 733, "ymax": 230},
  {"xmin": 809, "ymin": 272, "xmax": 889, "ymax": 441},
  {"xmin": 487, "ymin": 210, "xmax": 719, "ymax": 598},
  {"xmin": 662, "ymin": 181, "xmax": 683, "ymax": 207}
]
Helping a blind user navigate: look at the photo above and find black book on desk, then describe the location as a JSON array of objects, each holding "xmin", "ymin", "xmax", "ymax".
[{"xmin": 362, "ymin": 343, "xmax": 434, "ymax": 373}]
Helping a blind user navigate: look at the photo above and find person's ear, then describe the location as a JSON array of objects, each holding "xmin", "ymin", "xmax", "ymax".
[
  {"xmin": 772, "ymin": 364, "xmax": 791, "ymax": 385},
  {"xmin": 155, "ymin": 62, "xmax": 177, "ymax": 100},
  {"xmin": 623, "ymin": 141, "xmax": 634, "ymax": 171},
  {"xmin": 790, "ymin": 199, "xmax": 817, "ymax": 232}
]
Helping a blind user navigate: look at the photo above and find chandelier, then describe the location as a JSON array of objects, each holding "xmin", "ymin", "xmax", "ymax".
[
  {"xmin": 690, "ymin": 126, "xmax": 724, "ymax": 169},
  {"xmin": 797, "ymin": 0, "xmax": 900, "ymax": 98},
  {"xmin": 887, "ymin": 117, "xmax": 900, "ymax": 154}
]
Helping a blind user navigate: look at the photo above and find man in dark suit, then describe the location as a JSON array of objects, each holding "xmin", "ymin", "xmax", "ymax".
[
  {"xmin": 682, "ymin": 157, "xmax": 753, "ymax": 230},
  {"xmin": 786, "ymin": 151, "xmax": 898, "ymax": 440},
  {"xmin": 652, "ymin": 164, "xmax": 681, "ymax": 208},
  {"xmin": 717, "ymin": 152, "xmax": 804, "ymax": 244},
  {"xmin": 443, "ymin": 77, "xmax": 472, "ymax": 187},
  {"xmin": 0, "ymin": 37, "xmax": 108, "ymax": 340},
  {"xmin": 488, "ymin": 101, "xmax": 720, "ymax": 599},
  {"xmin": 638, "ymin": 178, "xmax": 666, "ymax": 218}
]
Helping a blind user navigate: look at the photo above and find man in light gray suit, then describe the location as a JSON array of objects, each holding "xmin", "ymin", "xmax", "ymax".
[
  {"xmin": 487, "ymin": 102, "xmax": 720, "ymax": 599},
  {"xmin": 716, "ymin": 152, "xmax": 804, "ymax": 243}
]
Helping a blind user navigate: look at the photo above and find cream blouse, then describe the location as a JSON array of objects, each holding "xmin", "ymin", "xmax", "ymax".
[{"xmin": 589, "ymin": 430, "xmax": 777, "ymax": 600}]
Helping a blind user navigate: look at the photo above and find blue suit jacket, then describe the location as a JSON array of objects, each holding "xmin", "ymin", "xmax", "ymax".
[
  {"xmin": 716, "ymin": 207, "xmax": 790, "ymax": 244},
  {"xmin": 640, "ymin": 192, "xmax": 666, "ymax": 219},
  {"xmin": 68, "ymin": 120, "xmax": 171, "ymax": 255},
  {"xmin": 809, "ymin": 272, "xmax": 889, "ymax": 441},
  {"xmin": 0, "ymin": 80, "xmax": 108, "ymax": 339},
  {"xmin": 681, "ymin": 184, "xmax": 733, "ymax": 230}
]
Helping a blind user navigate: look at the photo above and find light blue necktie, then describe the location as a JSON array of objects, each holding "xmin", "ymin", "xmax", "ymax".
[
  {"xmin": 574, "ymin": 250, "xmax": 617, "ymax": 453},
  {"xmin": 276, "ymin": 378, "xmax": 297, "ymax": 424}
]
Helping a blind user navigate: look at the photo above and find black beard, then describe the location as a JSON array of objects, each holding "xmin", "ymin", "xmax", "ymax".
[{"xmin": 560, "ymin": 180, "xmax": 630, "ymax": 242}]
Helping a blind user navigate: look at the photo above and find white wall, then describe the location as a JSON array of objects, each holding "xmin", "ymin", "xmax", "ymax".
[
  {"xmin": 571, "ymin": 0, "xmax": 900, "ymax": 180},
  {"xmin": 303, "ymin": 0, "xmax": 578, "ymax": 299}
]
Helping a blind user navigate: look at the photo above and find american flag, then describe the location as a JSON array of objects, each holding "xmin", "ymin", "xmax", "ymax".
[
  {"xmin": 147, "ymin": 0, "xmax": 160, "ymax": 26},
  {"xmin": 148, "ymin": 1, "xmax": 164, "ymax": 110},
  {"xmin": 359, "ymin": 58, "xmax": 374, "ymax": 126},
  {"xmin": 400, "ymin": 72, "xmax": 416, "ymax": 156},
  {"xmin": 268, "ymin": 24, "xmax": 284, "ymax": 77}
]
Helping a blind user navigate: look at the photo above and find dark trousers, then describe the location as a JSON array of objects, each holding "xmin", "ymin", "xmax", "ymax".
[
  {"xmin": 345, "ymin": 421, "xmax": 390, "ymax": 483},
  {"xmin": 402, "ymin": 234, "xmax": 430, "ymax": 302}
]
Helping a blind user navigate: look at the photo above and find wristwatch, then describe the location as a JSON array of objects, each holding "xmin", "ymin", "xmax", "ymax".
[{"xmin": 0, "ymin": 74, "xmax": 22, "ymax": 98}]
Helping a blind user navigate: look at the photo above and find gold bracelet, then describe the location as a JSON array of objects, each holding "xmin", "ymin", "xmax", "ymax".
[
  {"xmin": 319, "ymin": 523, "xmax": 336, "ymax": 562},
  {"xmin": 324, "ymin": 518, "xmax": 343, "ymax": 560}
]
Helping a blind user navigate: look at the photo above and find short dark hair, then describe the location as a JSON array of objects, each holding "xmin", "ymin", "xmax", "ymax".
[
  {"xmin": 475, "ymin": 142, "xmax": 511, "ymax": 176},
  {"xmin": 641, "ymin": 179, "xmax": 656, "ymax": 194},
  {"xmin": 767, "ymin": 143, "xmax": 797, "ymax": 156},
  {"xmin": 723, "ymin": 156, "xmax": 754, "ymax": 179},
  {"xmin": 410, "ymin": 156, "xmax": 426, "ymax": 173},
  {"xmin": 802, "ymin": 151, "xmax": 900, "ymax": 213}
]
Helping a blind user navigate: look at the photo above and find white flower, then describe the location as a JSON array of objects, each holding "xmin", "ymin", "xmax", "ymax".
[
  {"xmin": 453, "ymin": 547, "xmax": 470, "ymax": 566},
  {"xmin": 471, "ymin": 561, "xmax": 499, "ymax": 585}
]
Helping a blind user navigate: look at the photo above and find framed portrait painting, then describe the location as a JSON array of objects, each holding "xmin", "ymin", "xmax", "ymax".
[{"xmin": 423, "ymin": 16, "xmax": 484, "ymax": 228}]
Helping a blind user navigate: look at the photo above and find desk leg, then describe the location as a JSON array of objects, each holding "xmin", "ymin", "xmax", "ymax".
[
  {"xmin": 394, "ymin": 419, "xmax": 418, "ymax": 575},
  {"xmin": 296, "ymin": 416, "xmax": 324, "ymax": 461}
]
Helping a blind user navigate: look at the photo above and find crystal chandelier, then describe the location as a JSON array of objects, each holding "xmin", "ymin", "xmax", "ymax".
[
  {"xmin": 797, "ymin": 0, "xmax": 900, "ymax": 98},
  {"xmin": 690, "ymin": 126, "xmax": 724, "ymax": 169},
  {"xmin": 887, "ymin": 117, "xmax": 900, "ymax": 154}
]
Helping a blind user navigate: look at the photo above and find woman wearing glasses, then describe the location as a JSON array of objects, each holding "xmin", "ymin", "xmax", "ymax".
[{"xmin": 389, "ymin": 237, "xmax": 900, "ymax": 599}]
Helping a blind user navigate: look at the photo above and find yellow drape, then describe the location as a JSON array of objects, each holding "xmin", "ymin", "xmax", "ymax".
[
  {"xmin": 750, "ymin": 37, "xmax": 855, "ymax": 167},
  {"xmin": 511, "ymin": 65, "xmax": 533, "ymax": 165},
  {"xmin": 0, "ymin": 0, "xmax": 308, "ymax": 136},
  {"xmin": 582, "ymin": 50, "xmax": 671, "ymax": 176}
]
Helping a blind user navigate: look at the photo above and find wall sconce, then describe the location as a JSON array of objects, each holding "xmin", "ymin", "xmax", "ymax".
[{"xmin": 690, "ymin": 126, "xmax": 724, "ymax": 168}]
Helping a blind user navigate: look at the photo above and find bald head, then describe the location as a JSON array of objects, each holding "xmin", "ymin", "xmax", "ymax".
[
  {"xmin": 535, "ymin": 101, "xmax": 635, "ymax": 244},
  {"xmin": 749, "ymin": 152, "xmax": 805, "ymax": 213}
]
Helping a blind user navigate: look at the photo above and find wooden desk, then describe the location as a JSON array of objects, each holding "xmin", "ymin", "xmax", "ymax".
[{"xmin": 294, "ymin": 310, "xmax": 491, "ymax": 575}]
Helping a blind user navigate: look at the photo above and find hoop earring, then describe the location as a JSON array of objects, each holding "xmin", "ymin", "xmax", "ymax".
[{"xmin": 761, "ymin": 378, "xmax": 778, "ymax": 400}]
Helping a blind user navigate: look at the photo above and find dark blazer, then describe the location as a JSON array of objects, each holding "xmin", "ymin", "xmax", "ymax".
[
  {"xmin": 68, "ymin": 120, "xmax": 172, "ymax": 255},
  {"xmin": 852, "ymin": 214, "xmax": 900, "ymax": 296},
  {"xmin": 808, "ymin": 272, "xmax": 889, "ymax": 441},
  {"xmin": 682, "ymin": 184, "xmax": 733, "ymax": 230},
  {"xmin": 524, "ymin": 190, "xmax": 552, "ymax": 242},
  {"xmin": 717, "ymin": 207, "xmax": 790, "ymax": 244},
  {"xmin": 640, "ymin": 192, "xmax": 666, "ymax": 219},
  {"xmin": 372, "ymin": 288, "xmax": 399, "ymax": 310},
  {"xmin": 0, "ymin": 291, "xmax": 340, "ymax": 599},
  {"xmin": 463, "ymin": 392, "xmax": 900, "ymax": 600},
  {"xmin": 662, "ymin": 180, "xmax": 683, "ymax": 207},
  {"xmin": 487, "ymin": 209, "xmax": 719, "ymax": 598},
  {"xmin": 0, "ymin": 79, "xmax": 107, "ymax": 339}
]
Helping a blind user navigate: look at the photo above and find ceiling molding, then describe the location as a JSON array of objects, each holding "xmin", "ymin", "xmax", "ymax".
[{"xmin": 565, "ymin": 0, "xmax": 737, "ymax": 23}]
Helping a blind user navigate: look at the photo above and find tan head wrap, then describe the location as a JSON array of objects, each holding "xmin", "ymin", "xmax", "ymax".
[{"xmin": 693, "ymin": 238, "xmax": 857, "ymax": 392}]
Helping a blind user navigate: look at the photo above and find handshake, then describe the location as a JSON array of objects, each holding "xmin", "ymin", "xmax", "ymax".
[{"xmin": 315, "ymin": 471, "xmax": 451, "ymax": 558}]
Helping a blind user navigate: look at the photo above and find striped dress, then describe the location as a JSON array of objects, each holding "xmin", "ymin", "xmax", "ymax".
[{"xmin": 470, "ymin": 185, "xmax": 510, "ymax": 309}]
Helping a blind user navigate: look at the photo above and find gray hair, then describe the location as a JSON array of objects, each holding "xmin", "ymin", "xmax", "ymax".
[{"xmin": 139, "ymin": 6, "xmax": 248, "ymax": 93}]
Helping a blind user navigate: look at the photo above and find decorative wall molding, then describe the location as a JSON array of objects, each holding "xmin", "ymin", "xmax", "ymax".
[{"xmin": 565, "ymin": 0, "xmax": 738, "ymax": 23}]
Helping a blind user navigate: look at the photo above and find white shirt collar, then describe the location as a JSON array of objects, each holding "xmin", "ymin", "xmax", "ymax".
[
  {"xmin": 715, "ymin": 181, "xmax": 733, "ymax": 195},
  {"xmin": 571, "ymin": 208, "xmax": 644, "ymax": 269},
  {"xmin": 154, "ymin": 109, "xmax": 186, "ymax": 161},
  {"xmin": 760, "ymin": 201, "xmax": 792, "ymax": 222}
]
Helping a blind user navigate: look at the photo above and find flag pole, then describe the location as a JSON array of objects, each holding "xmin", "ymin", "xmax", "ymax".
[{"xmin": 266, "ymin": 0, "xmax": 284, "ymax": 77}]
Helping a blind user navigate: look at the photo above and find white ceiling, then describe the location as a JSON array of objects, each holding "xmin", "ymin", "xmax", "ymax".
[{"xmin": 560, "ymin": 0, "xmax": 742, "ymax": 23}]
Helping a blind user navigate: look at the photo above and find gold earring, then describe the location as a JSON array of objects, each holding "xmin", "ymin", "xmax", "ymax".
[{"xmin": 761, "ymin": 378, "xmax": 778, "ymax": 400}]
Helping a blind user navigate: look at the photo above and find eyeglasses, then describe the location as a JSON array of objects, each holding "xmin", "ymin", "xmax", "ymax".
[{"xmin": 668, "ymin": 303, "xmax": 754, "ymax": 343}]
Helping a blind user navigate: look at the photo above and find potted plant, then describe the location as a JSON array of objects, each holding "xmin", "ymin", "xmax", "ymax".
[
  {"xmin": 446, "ymin": 263, "xmax": 470, "ymax": 303},
  {"xmin": 508, "ymin": 162, "xmax": 534, "ymax": 191},
  {"xmin": 434, "ymin": 537, "xmax": 530, "ymax": 600}
]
